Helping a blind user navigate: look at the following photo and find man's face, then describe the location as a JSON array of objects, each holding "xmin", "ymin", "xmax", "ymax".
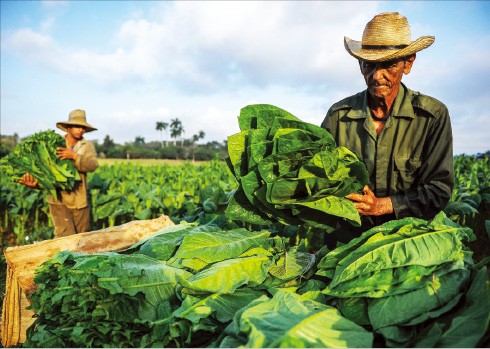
[
  {"xmin": 66, "ymin": 126, "xmax": 87, "ymax": 140},
  {"xmin": 359, "ymin": 55, "xmax": 415, "ymax": 99}
]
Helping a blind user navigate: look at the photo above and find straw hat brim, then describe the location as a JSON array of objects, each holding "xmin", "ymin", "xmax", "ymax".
[
  {"xmin": 344, "ymin": 35, "xmax": 435, "ymax": 62},
  {"xmin": 56, "ymin": 121, "xmax": 97, "ymax": 133}
]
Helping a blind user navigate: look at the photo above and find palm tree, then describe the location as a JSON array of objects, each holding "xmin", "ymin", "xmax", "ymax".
[
  {"xmin": 155, "ymin": 121, "xmax": 169, "ymax": 147},
  {"xmin": 191, "ymin": 130, "xmax": 205, "ymax": 144},
  {"xmin": 170, "ymin": 118, "xmax": 184, "ymax": 146},
  {"xmin": 134, "ymin": 136, "xmax": 145, "ymax": 146},
  {"xmin": 190, "ymin": 130, "xmax": 205, "ymax": 162},
  {"xmin": 197, "ymin": 130, "xmax": 205, "ymax": 142}
]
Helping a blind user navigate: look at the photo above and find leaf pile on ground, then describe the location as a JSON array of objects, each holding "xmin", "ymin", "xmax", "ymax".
[
  {"xmin": 24, "ymin": 213, "xmax": 490, "ymax": 348},
  {"xmin": 317, "ymin": 211, "xmax": 490, "ymax": 347},
  {"xmin": 225, "ymin": 104, "xmax": 369, "ymax": 231},
  {"xmin": 0, "ymin": 130, "xmax": 80, "ymax": 197}
]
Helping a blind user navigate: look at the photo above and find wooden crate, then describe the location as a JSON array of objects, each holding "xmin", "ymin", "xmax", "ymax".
[{"xmin": 1, "ymin": 215, "xmax": 175, "ymax": 347}]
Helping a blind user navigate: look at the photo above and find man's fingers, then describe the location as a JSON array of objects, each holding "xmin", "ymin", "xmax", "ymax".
[
  {"xmin": 347, "ymin": 192, "xmax": 374, "ymax": 204},
  {"xmin": 346, "ymin": 193, "xmax": 364, "ymax": 202},
  {"xmin": 353, "ymin": 202, "xmax": 372, "ymax": 211},
  {"xmin": 363, "ymin": 185, "xmax": 375, "ymax": 196}
]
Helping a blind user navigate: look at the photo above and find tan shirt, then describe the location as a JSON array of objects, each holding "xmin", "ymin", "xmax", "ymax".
[{"xmin": 47, "ymin": 137, "xmax": 98, "ymax": 209}]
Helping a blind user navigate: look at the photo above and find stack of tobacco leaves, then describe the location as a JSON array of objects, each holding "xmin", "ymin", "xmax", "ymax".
[
  {"xmin": 1, "ymin": 130, "xmax": 80, "ymax": 197},
  {"xmin": 225, "ymin": 104, "xmax": 369, "ymax": 231},
  {"xmin": 316, "ymin": 211, "xmax": 490, "ymax": 347}
]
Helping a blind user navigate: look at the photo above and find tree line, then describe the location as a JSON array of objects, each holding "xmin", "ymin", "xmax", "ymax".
[{"xmin": 0, "ymin": 118, "xmax": 228, "ymax": 161}]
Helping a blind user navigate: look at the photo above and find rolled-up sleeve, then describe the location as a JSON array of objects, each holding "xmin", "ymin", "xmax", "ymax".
[{"xmin": 74, "ymin": 141, "xmax": 98, "ymax": 173}]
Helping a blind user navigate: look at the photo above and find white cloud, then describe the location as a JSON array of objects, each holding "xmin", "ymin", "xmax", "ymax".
[
  {"xmin": 40, "ymin": 15, "xmax": 56, "ymax": 31},
  {"xmin": 2, "ymin": 1, "xmax": 489, "ymax": 154},
  {"xmin": 3, "ymin": 1, "xmax": 380, "ymax": 91}
]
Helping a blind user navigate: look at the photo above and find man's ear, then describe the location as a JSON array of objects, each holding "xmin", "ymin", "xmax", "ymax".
[{"xmin": 403, "ymin": 54, "xmax": 416, "ymax": 74}]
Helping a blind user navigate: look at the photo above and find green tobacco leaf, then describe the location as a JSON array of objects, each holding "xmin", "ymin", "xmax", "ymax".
[
  {"xmin": 444, "ymin": 201, "xmax": 478, "ymax": 216},
  {"xmin": 238, "ymin": 104, "xmax": 297, "ymax": 131},
  {"xmin": 178, "ymin": 256, "xmax": 271, "ymax": 294},
  {"xmin": 236, "ymin": 290, "xmax": 373, "ymax": 348},
  {"xmin": 174, "ymin": 228, "xmax": 271, "ymax": 263},
  {"xmin": 225, "ymin": 189, "xmax": 275, "ymax": 225},
  {"xmin": 324, "ymin": 260, "xmax": 464, "ymax": 298},
  {"xmin": 328, "ymin": 227, "xmax": 465, "ymax": 289},
  {"xmin": 269, "ymin": 117, "xmax": 335, "ymax": 144},
  {"xmin": 335, "ymin": 297, "xmax": 371, "ymax": 326},
  {"xmin": 1, "ymin": 130, "xmax": 80, "ymax": 197},
  {"xmin": 246, "ymin": 128, "xmax": 270, "ymax": 171},
  {"xmin": 134, "ymin": 207, "xmax": 152, "ymax": 220},
  {"xmin": 137, "ymin": 225, "xmax": 224, "ymax": 263},
  {"xmin": 368, "ymin": 268, "xmax": 470, "ymax": 330},
  {"xmin": 293, "ymin": 196, "xmax": 361, "ymax": 226},
  {"xmin": 414, "ymin": 266, "xmax": 490, "ymax": 348},
  {"xmin": 317, "ymin": 217, "xmax": 425, "ymax": 274},
  {"xmin": 95, "ymin": 254, "xmax": 192, "ymax": 320},
  {"xmin": 268, "ymin": 250, "xmax": 316, "ymax": 281},
  {"xmin": 226, "ymin": 103, "xmax": 368, "ymax": 230},
  {"xmin": 227, "ymin": 130, "xmax": 248, "ymax": 177},
  {"xmin": 123, "ymin": 222, "xmax": 198, "ymax": 252},
  {"xmin": 173, "ymin": 288, "xmax": 265, "ymax": 324},
  {"xmin": 135, "ymin": 230, "xmax": 188, "ymax": 261}
]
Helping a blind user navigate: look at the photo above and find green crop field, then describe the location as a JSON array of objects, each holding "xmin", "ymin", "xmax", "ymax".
[{"xmin": 1, "ymin": 154, "xmax": 489, "ymax": 347}]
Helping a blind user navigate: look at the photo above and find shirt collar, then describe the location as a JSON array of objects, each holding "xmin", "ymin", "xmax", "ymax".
[{"xmin": 345, "ymin": 83, "xmax": 415, "ymax": 120}]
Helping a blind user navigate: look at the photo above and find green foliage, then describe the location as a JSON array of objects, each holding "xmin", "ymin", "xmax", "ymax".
[
  {"xmin": 0, "ymin": 134, "xmax": 20, "ymax": 158},
  {"xmin": 24, "ymin": 224, "xmax": 316, "ymax": 347},
  {"xmin": 316, "ymin": 212, "xmax": 489, "ymax": 347},
  {"xmin": 0, "ymin": 141, "xmax": 489, "ymax": 348},
  {"xmin": 225, "ymin": 104, "xmax": 369, "ymax": 231},
  {"xmin": 87, "ymin": 159, "xmax": 237, "ymax": 228},
  {"xmin": 0, "ymin": 130, "xmax": 80, "ymax": 198},
  {"xmin": 23, "ymin": 214, "xmax": 490, "ymax": 348},
  {"xmin": 444, "ymin": 154, "xmax": 490, "ymax": 261},
  {"xmin": 223, "ymin": 290, "xmax": 373, "ymax": 348}
]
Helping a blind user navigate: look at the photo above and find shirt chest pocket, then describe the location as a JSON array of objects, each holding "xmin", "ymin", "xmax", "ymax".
[{"xmin": 393, "ymin": 157, "xmax": 422, "ymax": 190}]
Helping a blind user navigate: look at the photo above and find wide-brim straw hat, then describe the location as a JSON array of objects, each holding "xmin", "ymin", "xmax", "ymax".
[
  {"xmin": 56, "ymin": 109, "xmax": 97, "ymax": 132},
  {"xmin": 344, "ymin": 12, "xmax": 435, "ymax": 62}
]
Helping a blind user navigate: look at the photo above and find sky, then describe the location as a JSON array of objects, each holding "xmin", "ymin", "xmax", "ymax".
[{"xmin": 1, "ymin": 0, "xmax": 489, "ymax": 155}]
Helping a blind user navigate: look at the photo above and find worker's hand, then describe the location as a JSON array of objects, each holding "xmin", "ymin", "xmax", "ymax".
[
  {"xmin": 19, "ymin": 173, "xmax": 39, "ymax": 189},
  {"xmin": 345, "ymin": 185, "xmax": 394, "ymax": 216},
  {"xmin": 56, "ymin": 147, "xmax": 77, "ymax": 161}
]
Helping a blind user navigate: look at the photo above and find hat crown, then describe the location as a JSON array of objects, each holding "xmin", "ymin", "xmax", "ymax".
[
  {"xmin": 57, "ymin": 109, "xmax": 96, "ymax": 132},
  {"xmin": 69, "ymin": 109, "xmax": 87, "ymax": 121},
  {"xmin": 362, "ymin": 12, "xmax": 411, "ymax": 46}
]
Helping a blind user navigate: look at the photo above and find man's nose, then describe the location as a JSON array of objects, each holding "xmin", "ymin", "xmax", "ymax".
[{"xmin": 372, "ymin": 67, "xmax": 384, "ymax": 80}]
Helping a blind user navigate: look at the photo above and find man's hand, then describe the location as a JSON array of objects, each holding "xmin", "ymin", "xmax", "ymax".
[
  {"xmin": 56, "ymin": 147, "xmax": 78, "ymax": 161},
  {"xmin": 346, "ymin": 185, "xmax": 394, "ymax": 216},
  {"xmin": 19, "ymin": 173, "xmax": 39, "ymax": 189}
]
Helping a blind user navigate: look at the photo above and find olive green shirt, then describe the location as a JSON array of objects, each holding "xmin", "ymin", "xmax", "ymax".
[{"xmin": 321, "ymin": 83, "xmax": 454, "ymax": 229}]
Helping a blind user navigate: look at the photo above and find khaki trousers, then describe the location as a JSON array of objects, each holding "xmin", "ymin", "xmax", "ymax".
[{"xmin": 49, "ymin": 203, "xmax": 91, "ymax": 238}]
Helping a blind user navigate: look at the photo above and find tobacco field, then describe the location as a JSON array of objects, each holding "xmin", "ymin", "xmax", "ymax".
[{"xmin": 1, "ymin": 105, "xmax": 489, "ymax": 347}]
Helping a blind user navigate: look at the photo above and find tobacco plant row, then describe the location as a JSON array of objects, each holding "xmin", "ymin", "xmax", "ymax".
[
  {"xmin": 1, "ymin": 155, "xmax": 489, "ymax": 251},
  {"xmin": 1, "ymin": 155, "xmax": 489, "ymax": 301}
]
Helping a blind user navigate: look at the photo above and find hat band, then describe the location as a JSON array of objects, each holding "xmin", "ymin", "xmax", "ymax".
[{"xmin": 361, "ymin": 44, "xmax": 408, "ymax": 50}]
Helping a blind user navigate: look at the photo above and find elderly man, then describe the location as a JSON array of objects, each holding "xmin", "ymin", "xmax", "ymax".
[
  {"xmin": 321, "ymin": 12, "xmax": 454, "ymax": 243},
  {"xmin": 20, "ymin": 109, "xmax": 98, "ymax": 238}
]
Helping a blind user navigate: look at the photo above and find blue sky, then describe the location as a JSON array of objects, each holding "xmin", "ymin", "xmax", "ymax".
[{"xmin": 1, "ymin": 0, "xmax": 489, "ymax": 155}]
